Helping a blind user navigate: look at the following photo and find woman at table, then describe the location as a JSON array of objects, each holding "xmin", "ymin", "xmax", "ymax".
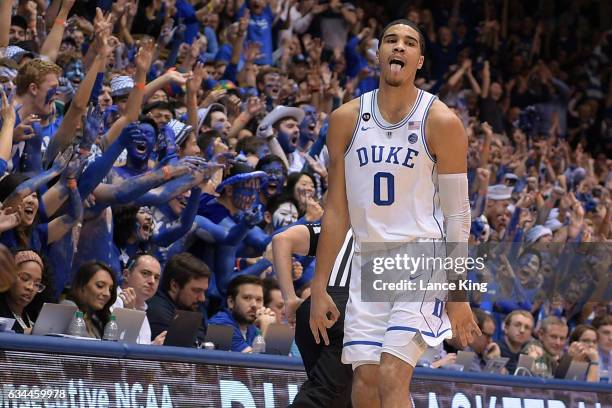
[
  {"xmin": 62, "ymin": 262, "xmax": 117, "ymax": 339},
  {"xmin": 0, "ymin": 250, "xmax": 54, "ymax": 334}
]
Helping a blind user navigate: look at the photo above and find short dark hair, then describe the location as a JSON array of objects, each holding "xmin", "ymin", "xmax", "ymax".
[
  {"xmin": 255, "ymin": 154, "xmax": 287, "ymax": 173},
  {"xmin": 379, "ymin": 19, "xmax": 426, "ymax": 55},
  {"xmin": 569, "ymin": 324, "xmax": 597, "ymax": 344},
  {"xmin": 227, "ymin": 275, "xmax": 262, "ymax": 302},
  {"xmin": 127, "ymin": 252, "xmax": 158, "ymax": 272},
  {"xmin": 473, "ymin": 308, "xmax": 494, "ymax": 331},
  {"xmin": 143, "ymin": 101, "xmax": 174, "ymax": 115},
  {"xmin": 235, "ymin": 136, "xmax": 266, "ymax": 156},
  {"xmin": 203, "ymin": 104, "xmax": 226, "ymax": 128},
  {"xmin": 262, "ymin": 277, "xmax": 281, "ymax": 306},
  {"xmin": 593, "ymin": 315, "xmax": 612, "ymax": 330},
  {"xmin": 196, "ymin": 129, "xmax": 222, "ymax": 153},
  {"xmin": 161, "ymin": 253, "xmax": 210, "ymax": 292},
  {"xmin": 265, "ymin": 193, "xmax": 298, "ymax": 217},
  {"xmin": 11, "ymin": 15, "xmax": 28, "ymax": 31}
]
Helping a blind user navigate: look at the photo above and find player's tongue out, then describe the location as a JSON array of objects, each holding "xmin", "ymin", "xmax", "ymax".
[{"xmin": 389, "ymin": 59, "xmax": 404, "ymax": 74}]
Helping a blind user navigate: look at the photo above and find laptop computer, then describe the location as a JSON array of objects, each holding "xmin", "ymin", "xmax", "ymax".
[
  {"xmin": 32, "ymin": 303, "xmax": 78, "ymax": 336},
  {"xmin": 264, "ymin": 323, "xmax": 294, "ymax": 355},
  {"xmin": 555, "ymin": 355, "xmax": 589, "ymax": 381},
  {"xmin": 483, "ymin": 357, "xmax": 509, "ymax": 374},
  {"xmin": 113, "ymin": 308, "xmax": 146, "ymax": 343},
  {"xmin": 164, "ymin": 310, "xmax": 203, "ymax": 347},
  {"xmin": 204, "ymin": 325, "xmax": 233, "ymax": 351},
  {"xmin": 0, "ymin": 317, "xmax": 15, "ymax": 332},
  {"xmin": 514, "ymin": 354, "xmax": 535, "ymax": 375},
  {"xmin": 455, "ymin": 350, "xmax": 477, "ymax": 370}
]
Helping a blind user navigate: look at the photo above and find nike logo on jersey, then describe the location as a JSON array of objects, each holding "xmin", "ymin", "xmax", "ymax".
[
  {"xmin": 356, "ymin": 145, "xmax": 420, "ymax": 168},
  {"xmin": 360, "ymin": 125, "xmax": 373, "ymax": 131}
]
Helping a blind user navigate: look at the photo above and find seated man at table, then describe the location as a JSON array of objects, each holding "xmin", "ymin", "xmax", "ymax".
[
  {"xmin": 443, "ymin": 309, "xmax": 502, "ymax": 372},
  {"xmin": 112, "ymin": 253, "xmax": 166, "ymax": 345},
  {"xmin": 499, "ymin": 310, "xmax": 535, "ymax": 373},
  {"xmin": 147, "ymin": 253, "xmax": 210, "ymax": 344},
  {"xmin": 209, "ymin": 275, "xmax": 276, "ymax": 352}
]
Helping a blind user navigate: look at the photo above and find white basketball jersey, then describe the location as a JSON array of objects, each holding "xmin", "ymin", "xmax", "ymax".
[{"xmin": 345, "ymin": 88, "xmax": 444, "ymax": 252}]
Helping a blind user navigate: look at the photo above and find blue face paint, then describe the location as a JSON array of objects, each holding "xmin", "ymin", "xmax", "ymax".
[
  {"xmin": 299, "ymin": 106, "xmax": 318, "ymax": 147},
  {"xmin": 257, "ymin": 143, "xmax": 271, "ymax": 158},
  {"xmin": 231, "ymin": 179, "xmax": 261, "ymax": 211},
  {"xmin": 277, "ymin": 130, "xmax": 297, "ymax": 154},
  {"xmin": 127, "ymin": 123, "xmax": 156, "ymax": 165},
  {"xmin": 45, "ymin": 87, "xmax": 58, "ymax": 105},
  {"xmin": 261, "ymin": 161, "xmax": 285, "ymax": 199},
  {"xmin": 212, "ymin": 122, "xmax": 226, "ymax": 134},
  {"xmin": 64, "ymin": 61, "xmax": 85, "ymax": 85}
]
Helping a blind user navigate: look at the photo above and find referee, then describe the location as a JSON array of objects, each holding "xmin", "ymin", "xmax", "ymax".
[{"xmin": 272, "ymin": 224, "xmax": 354, "ymax": 408}]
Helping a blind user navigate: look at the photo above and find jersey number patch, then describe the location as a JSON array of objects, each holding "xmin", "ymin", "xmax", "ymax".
[
  {"xmin": 373, "ymin": 172, "xmax": 395, "ymax": 206},
  {"xmin": 432, "ymin": 298, "xmax": 444, "ymax": 319}
]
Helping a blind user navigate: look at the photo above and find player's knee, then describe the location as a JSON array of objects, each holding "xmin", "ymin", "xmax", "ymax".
[
  {"xmin": 379, "ymin": 353, "xmax": 414, "ymax": 394},
  {"xmin": 353, "ymin": 364, "xmax": 378, "ymax": 389}
]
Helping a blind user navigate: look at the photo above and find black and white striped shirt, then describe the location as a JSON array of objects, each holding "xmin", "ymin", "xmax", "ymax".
[{"xmin": 306, "ymin": 224, "xmax": 354, "ymax": 293}]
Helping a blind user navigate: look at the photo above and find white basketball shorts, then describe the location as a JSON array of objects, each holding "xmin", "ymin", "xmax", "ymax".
[{"xmin": 341, "ymin": 242, "xmax": 453, "ymax": 369}]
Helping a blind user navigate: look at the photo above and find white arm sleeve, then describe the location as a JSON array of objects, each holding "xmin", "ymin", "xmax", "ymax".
[
  {"xmin": 438, "ymin": 174, "xmax": 471, "ymax": 282},
  {"xmin": 438, "ymin": 173, "xmax": 471, "ymax": 243}
]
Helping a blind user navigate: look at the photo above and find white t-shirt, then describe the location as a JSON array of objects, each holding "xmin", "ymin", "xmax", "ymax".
[{"xmin": 111, "ymin": 287, "xmax": 152, "ymax": 345}]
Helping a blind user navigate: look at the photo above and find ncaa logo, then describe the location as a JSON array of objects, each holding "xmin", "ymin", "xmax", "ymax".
[
  {"xmin": 408, "ymin": 133, "xmax": 418, "ymax": 144},
  {"xmin": 362, "ymin": 112, "xmax": 371, "ymax": 122}
]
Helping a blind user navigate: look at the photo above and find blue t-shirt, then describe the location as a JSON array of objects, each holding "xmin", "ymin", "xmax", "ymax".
[
  {"xmin": 209, "ymin": 308, "xmax": 258, "ymax": 352},
  {"xmin": 236, "ymin": 4, "xmax": 274, "ymax": 66},
  {"xmin": 0, "ymin": 223, "xmax": 49, "ymax": 255}
]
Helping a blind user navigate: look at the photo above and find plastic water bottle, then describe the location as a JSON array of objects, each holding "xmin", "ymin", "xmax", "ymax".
[
  {"xmin": 103, "ymin": 315, "xmax": 119, "ymax": 341},
  {"xmin": 252, "ymin": 334, "xmax": 266, "ymax": 354},
  {"xmin": 67, "ymin": 311, "xmax": 88, "ymax": 337}
]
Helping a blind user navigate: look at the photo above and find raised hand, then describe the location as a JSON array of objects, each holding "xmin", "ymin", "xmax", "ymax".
[
  {"xmin": 238, "ymin": 10, "xmax": 250, "ymax": 39},
  {"xmin": 135, "ymin": 39, "xmax": 156, "ymax": 73},
  {"xmin": 244, "ymin": 42, "xmax": 263, "ymax": 64},
  {"xmin": 0, "ymin": 92, "xmax": 15, "ymax": 125},
  {"xmin": 81, "ymin": 105, "xmax": 103, "ymax": 152},
  {"xmin": 61, "ymin": 151, "xmax": 88, "ymax": 183},
  {"xmin": 212, "ymin": 151, "xmax": 236, "ymax": 165},
  {"xmin": 244, "ymin": 204, "xmax": 264, "ymax": 227},
  {"xmin": 0, "ymin": 208, "xmax": 21, "ymax": 233},
  {"xmin": 51, "ymin": 145, "xmax": 75, "ymax": 173},
  {"xmin": 118, "ymin": 123, "xmax": 143, "ymax": 146},
  {"xmin": 201, "ymin": 88, "xmax": 227, "ymax": 108},
  {"xmin": 243, "ymin": 96, "xmax": 263, "ymax": 118},
  {"xmin": 13, "ymin": 115, "xmax": 40, "ymax": 143},
  {"xmin": 156, "ymin": 124, "xmax": 178, "ymax": 164},
  {"xmin": 186, "ymin": 62, "xmax": 206, "ymax": 94}
]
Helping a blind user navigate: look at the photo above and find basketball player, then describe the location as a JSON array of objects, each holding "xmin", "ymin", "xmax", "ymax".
[{"xmin": 310, "ymin": 19, "xmax": 481, "ymax": 408}]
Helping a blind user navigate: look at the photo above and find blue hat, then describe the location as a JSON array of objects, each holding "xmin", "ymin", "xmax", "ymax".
[
  {"xmin": 197, "ymin": 103, "xmax": 226, "ymax": 130},
  {"xmin": 525, "ymin": 225, "xmax": 552, "ymax": 245},
  {"xmin": 487, "ymin": 184, "xmax": 513, "ymax": 201},
  {"xmin": 110, "ymin": 75, "xmax": 134, "ymax": 97},
  {"xmin": 167, "ymin": 119, "xmax": 194, "ymax": 147}
]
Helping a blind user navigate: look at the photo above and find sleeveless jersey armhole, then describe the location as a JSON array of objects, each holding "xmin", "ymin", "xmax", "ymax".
[
  {"xmin": 421, "ymin": 96, "xmax": 437, "ymax": 163},
  {"xmin": 343, "ymin": 94, "xmax": 364, "ymax": 157}
]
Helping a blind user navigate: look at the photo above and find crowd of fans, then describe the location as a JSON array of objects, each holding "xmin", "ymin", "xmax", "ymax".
[{"xmin": 0, "ymin": 0, "xmax": 610, "ymax": 383}]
